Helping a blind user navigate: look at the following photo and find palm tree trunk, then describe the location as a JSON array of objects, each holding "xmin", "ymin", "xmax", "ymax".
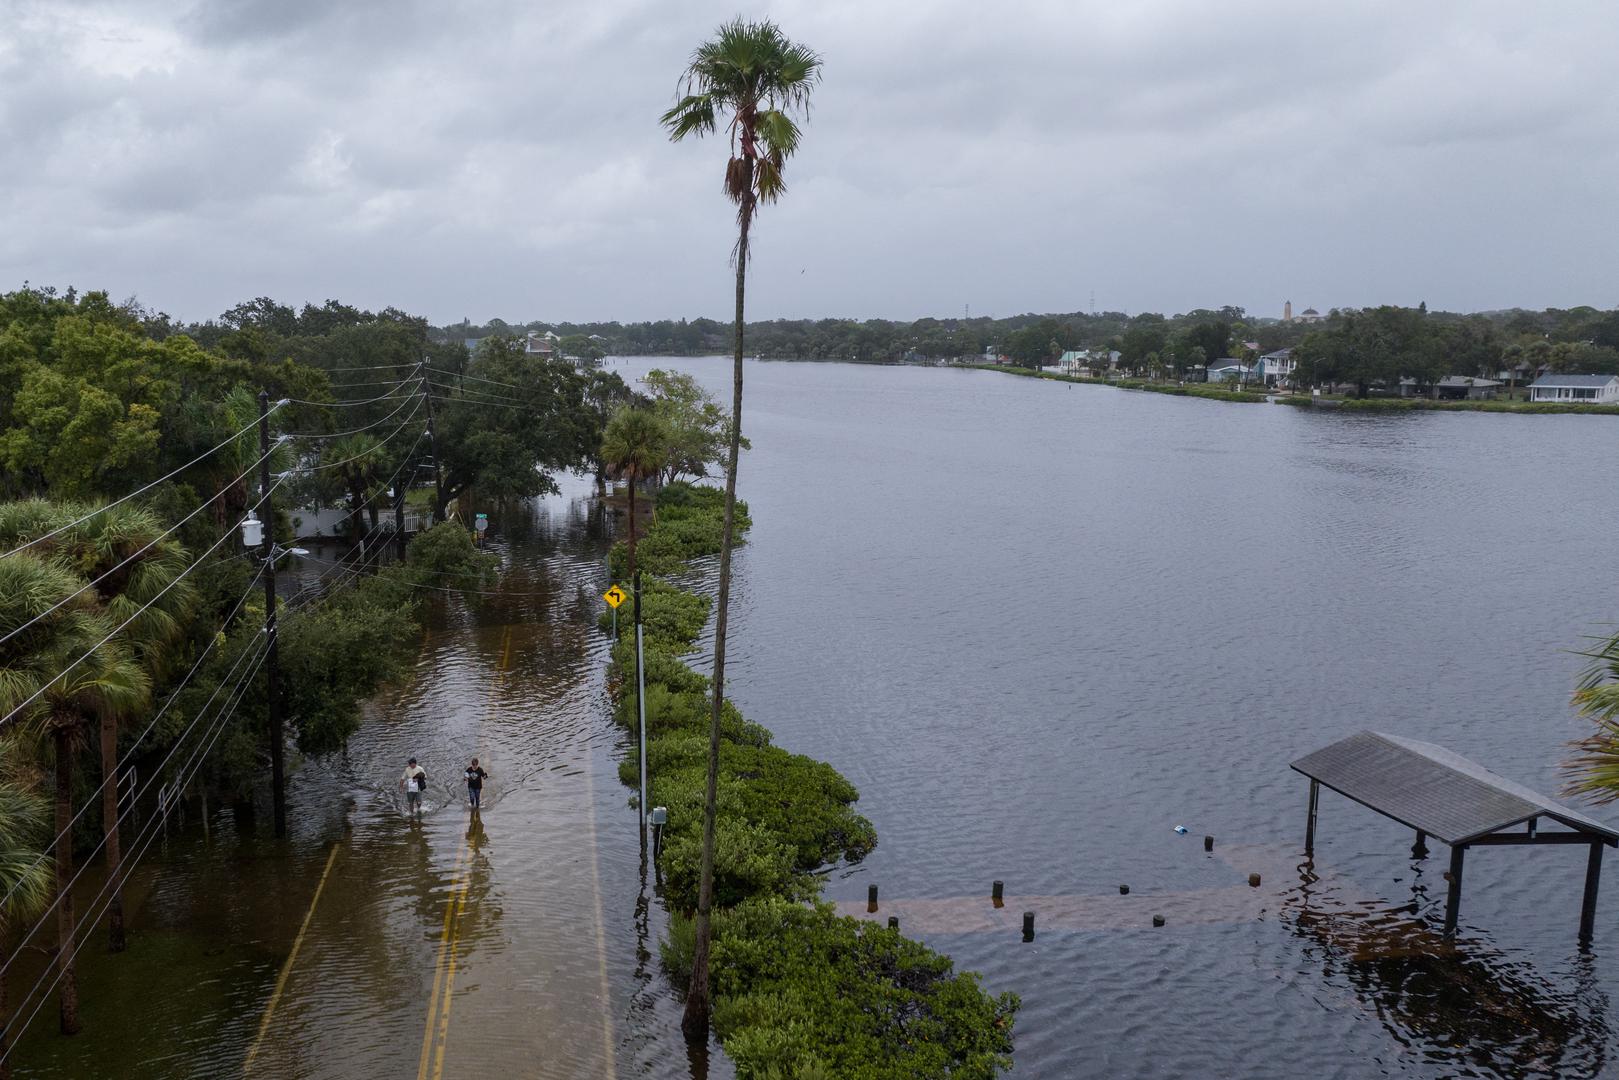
[
  {"xmin": 683, "ymin": 196, "xmax": 752, "ymax": 1043},
  {"xmin": 100, "ymin": 715, "xmax": 125, "ymax": 953},
  {"xmin": 626, "ymin": 476, "xmax": 638, "ymax": 581},
  {"xmin": 53, "ymin": 727, "xmax": 80, "ymax": 1035}
]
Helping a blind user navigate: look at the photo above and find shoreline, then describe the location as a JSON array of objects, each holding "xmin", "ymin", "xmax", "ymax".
[{"xmin": 969, "ymin": 364, "xmax": 1619, "ymax": 415}]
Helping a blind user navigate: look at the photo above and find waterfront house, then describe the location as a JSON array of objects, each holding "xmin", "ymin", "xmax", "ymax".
[
  {"xmin": 1256, "ymin": 348, "xmax": 1295, "ymax": 386},
  {"xmin": 1434, "ymin": 375, "xmax": 1500, "ymax": 401},
  {"xmin": 1207, "ymin": 359, "xmax": 1254, "ymax": 385},
  {"xmin": 1528, "ymin": 373, "xmax": 1619, "ymax": 404}
]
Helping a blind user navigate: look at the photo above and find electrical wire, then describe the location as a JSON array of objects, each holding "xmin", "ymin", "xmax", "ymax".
[
  {"xmin": 0, "ymin": 562, "xmax": 267, "ymax": 914},
  {"xmin": 0, "ymin": 627, "xmax": 270, "ymax": 991},
  {"xmin": 0, "ymin": 441, "xmax": 280, "ymax": 653},
  {"xmin": 0, "ymin": 485, "xmax": 282, "ymax": 736},
  {"xmin": 283, "ymin": 386, "xmax": 423, "ymax": 441},
  {"xmin": 424, "ymin": 366, "xmax": 523, "ymax": 392},
  {"xmin": 0, "ymin": 637, "xmax": 272, "ymax": 1065},
  {"xmin": 295, "ymin": 406, "xmax": 424, "ymax": 473},
  {"xmin": 0, "ymin": 406, "xmax": 283, "ymax": 562}
]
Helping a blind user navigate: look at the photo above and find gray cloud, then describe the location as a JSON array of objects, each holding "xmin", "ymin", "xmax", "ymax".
[{"xmin": 1, "ymin": 0, "xmax": 1616, "ymax": 324}]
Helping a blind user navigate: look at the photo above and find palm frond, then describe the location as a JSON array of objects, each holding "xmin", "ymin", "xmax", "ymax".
[{"xmin": 1562, "ymin": 630, "xmax": 1619, "ymax": 802}]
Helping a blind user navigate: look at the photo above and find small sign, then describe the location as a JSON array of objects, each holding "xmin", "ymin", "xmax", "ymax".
[
  {"xmin": 603, "ymin": 584, "xmax": 627, "ymax": 609},
  {"xmin": 475, "ymin": 513, "xmax": 489, "ymax": 532}
]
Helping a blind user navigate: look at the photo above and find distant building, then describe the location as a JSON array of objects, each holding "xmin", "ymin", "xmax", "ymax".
[
  {"xmin": 1207, "ymin": 359, "xmax": 1254, "ymax": 385},
  {"xmin": 1434, "ymin": 375, "xmax": 1500, "ymax": 401},
  {"xmin": 1295, "ymin": 307, "xmax": 1325, "ymax": 324},
  {"xmin": 1283, "ymin": 300, "xmax": 1293, "ymax": 322},
  {"xmin": 525, "ymin": 331, "xmax": 555, "ymax": 356},
  {"xmin": 1528, "ymin": 374, "xmax": 1619, "ymax": 404}
]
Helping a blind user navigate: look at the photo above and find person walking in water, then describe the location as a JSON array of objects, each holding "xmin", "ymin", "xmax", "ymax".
[
  {"xmin": 464, "ymin": 758, "xmax": 489, "ymax": 811},
  {"xmin": 400, "ymin": 757, "xmax": 427, "ymax": 817}
]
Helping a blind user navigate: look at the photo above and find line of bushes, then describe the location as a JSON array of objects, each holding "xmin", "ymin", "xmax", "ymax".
[
  {"xmin": 603, "ymin": 482, "xmax": 1017, "ymax": 1079},
  {"xmin": 1275, "ymin": 395, "xmax": 1619, "ymax": 414}
]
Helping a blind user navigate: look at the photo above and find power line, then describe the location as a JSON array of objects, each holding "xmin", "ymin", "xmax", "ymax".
[
  {"xmin": 0, "ymin": 562, "xmax": 267, "ymax": 914},
  {"xmin": 0, "ymin": 406, "xmax": 284, "ymax": 563},
  {"xmin": 283, "ymin": 381, "xmax": 424, "ymax": 441},
  {"xmin": 424, "ymin": 366, "xmax": 523, "ymax": 392},
  {"xmin": 0, "ymin": 442, "xmax": 280, "ymax": 653},
  {"xmin": 295, "ymin": 408, "xmax": 424, "ymax": 473},
  {"xmin": 0, "ymin": 636, "xmax": 272, "ymax": 1063},
  {"xmin": 0, "ymin": 626, "xmax": 270, "ymax": 991},
  {"xmin": 0, "ymin": 488, "xmax": 281, "ymax": 736}
]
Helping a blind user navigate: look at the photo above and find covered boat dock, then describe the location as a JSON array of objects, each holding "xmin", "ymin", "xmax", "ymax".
[{"xmin": 1292, "ymin": 731, "xmax": 1619, "ymax": 941}]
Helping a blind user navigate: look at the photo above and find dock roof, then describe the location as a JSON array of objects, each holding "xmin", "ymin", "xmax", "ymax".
[{"xmin": 1290, "ymin": 731, "xmax": 1617, "ymax": 846}]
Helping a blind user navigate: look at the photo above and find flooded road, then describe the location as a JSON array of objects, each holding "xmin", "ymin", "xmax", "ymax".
[
  {"xmin": 12, "ymin": 482, "xmax": 719, "ymax": 1079},
  {"xmin": 15, "ymin": 355, "xmax": 1619, "ymax": 1079}
]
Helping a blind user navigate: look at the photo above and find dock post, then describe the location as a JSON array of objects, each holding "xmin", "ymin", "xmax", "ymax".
[
  {"xmin": 1305, "ymin": 779, "xmax": 1320, "ymax": 857},
  {"xmin": 1443, "ymin": 844, "xmax": 1466, "ymax": 939},
  {"xmin": 1580, "ymin": 841, "xmax": 1604, "ymax": 943},
  {"xmin": 1412, "ymin": 830, "xmax": 1428, "ymax": 859}
]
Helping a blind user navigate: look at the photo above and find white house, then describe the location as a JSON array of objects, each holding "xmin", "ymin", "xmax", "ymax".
[
  {"xmin": 1255, "ymin": 348, "xmax": 1295, "ymax": 386},
  {"xmin": 1528, "ymin": 374, "xmax": 1619, "ymax": 404}
]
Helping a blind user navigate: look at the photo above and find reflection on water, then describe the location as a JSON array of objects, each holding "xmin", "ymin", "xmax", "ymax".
[
  {"xmin": 11, "ymin": 479, "xmax": 724, "ymax": 1080},
  {"xmin": 1289, "ymin": 874, "xmax": 1611, "ymax": 1078},
  {"xmin": 601, "ymin": 356, "xmax": 1619, "ymax": 1080}
]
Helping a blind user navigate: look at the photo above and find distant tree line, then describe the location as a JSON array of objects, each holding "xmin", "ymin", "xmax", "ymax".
[{"xmin": 431, "ymin": 304, "xmax": 1619, "ymax": 391}]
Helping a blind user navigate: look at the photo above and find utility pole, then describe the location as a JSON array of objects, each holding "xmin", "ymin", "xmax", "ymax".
[
  {"xmin": 422, "ymin": 366, "xmax": 445, "ymax": 523},
  {"xmin": 258, "ymin": 391, "xmax": 287, "ymax": 839}
]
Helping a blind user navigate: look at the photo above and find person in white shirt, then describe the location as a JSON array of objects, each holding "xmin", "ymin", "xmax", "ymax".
[{"xmin": 400, "ymin": 757, "xmax": 427, "ymax": 816}]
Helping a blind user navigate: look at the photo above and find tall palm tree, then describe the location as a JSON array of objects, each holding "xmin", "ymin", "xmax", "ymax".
[
  {"xmin": 660, "ymin": 16, "xmax": 820, "ymax": 1041},
  {"xmin": 38, "ymin": 636, "xmax": 147, "ymax": 1035},
  {"xmin": 599, "ymin": 406, "xmax": 669, "ymax": 584},
  {"xmin": 0, "ymin": 737, "xmax": 53, "ymax": 1079},
  {"xmin": 0, "ymin": 553, "xmax": 146, "ymax": 1036},
  {"xmin": 326, "ymin": 435, "xmax": 386, "ymax": 561},
  {"xmin": 0, "ymin": 502, "xmax": 193, "ymax": 953}
]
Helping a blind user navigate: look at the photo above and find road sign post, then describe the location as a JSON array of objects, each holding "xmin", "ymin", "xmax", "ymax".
[{"xmin": 602, "ymin": 586, "xmax": 624, "ymax": 637}]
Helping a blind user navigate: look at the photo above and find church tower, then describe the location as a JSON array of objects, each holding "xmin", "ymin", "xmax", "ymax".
[{"xmin": 1283, "ymin": 300, "xmax": 1293, "ymax": 322}]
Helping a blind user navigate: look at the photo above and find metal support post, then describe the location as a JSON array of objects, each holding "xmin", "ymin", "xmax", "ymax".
[
  {"xmin": 258, "ymin": 391, "xmax": 287, "ymax": 839},
  {"xmin": 1581, "ymin": 841, "xmax": 1604, "ymax": 943},
  {"xmin": 1443, "ymin": 844, "xmax": 1465, "ymax": 938},
  {"xmin": 1305, "ymin": 779, "xmax": 1319, "ymax": 857},
  {"xmin": 634, "ymin": 569, "xmax": 648, "ymax": 843}
]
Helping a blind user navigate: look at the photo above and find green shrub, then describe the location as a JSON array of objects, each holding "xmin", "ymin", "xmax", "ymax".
[
  {"xmin": 406, "ymin": 521, "xmax": 498, "ymax": 586},
  {"xmin": 710, "ymin": 899, "xmax": 1019, "ymax": 1080}
]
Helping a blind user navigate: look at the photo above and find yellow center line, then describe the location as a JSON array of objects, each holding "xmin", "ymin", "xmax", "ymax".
[
  {"xmin": 430, "ymin": 868, "xmax": 475, "ymax": 1080},
  {"xmin": 418, "ymin": 623, "xmax": 511, "ymax": 1079},
  {"xmin": 582, "ymin": 728, "xmax": 619, "ymax": 1077},
  {"xmin": 244, "ymin": 840, "xmax": 342, "ymax": 1073},
  {"xmin": 417, "ymin": 836, "xmax": 470, "ymax": 1080}
]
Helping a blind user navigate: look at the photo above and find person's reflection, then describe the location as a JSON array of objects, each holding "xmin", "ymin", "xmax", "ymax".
[{"xmin": 466, "ymin": 809, "xmax": 488, "ymax": 851}]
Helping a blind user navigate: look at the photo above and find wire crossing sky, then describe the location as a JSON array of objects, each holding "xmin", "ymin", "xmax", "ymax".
[{"xmin": 3, "ymin": 0, "xmax": 1616, "ymax": 323}]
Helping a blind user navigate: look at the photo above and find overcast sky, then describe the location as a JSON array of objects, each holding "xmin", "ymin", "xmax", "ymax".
[{"xmin": 3, "ymin": 0, "xmax": 1617, "ymax": 326}]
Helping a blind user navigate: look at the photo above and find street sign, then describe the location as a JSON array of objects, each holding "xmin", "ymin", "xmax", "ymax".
[
  {"xmin": 475, "ymin": 512, "xmax": 489, "ymax": 532},
  {"xmin": 603, "ymin": 584, "xmax": 627, "ymax": 608}
]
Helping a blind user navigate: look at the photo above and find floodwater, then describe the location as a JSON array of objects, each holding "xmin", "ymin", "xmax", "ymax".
[
  {"xmin": 11, "ymin": 357, "xmax": 1619, "ymax": 1079},
  {"xmin": 608, "ymin": 357, "xmax": 1619, "ymax": 1080},
  {"xmin": 10, "ymin": 485, "xmax": 718, "ymax": 1079}
]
